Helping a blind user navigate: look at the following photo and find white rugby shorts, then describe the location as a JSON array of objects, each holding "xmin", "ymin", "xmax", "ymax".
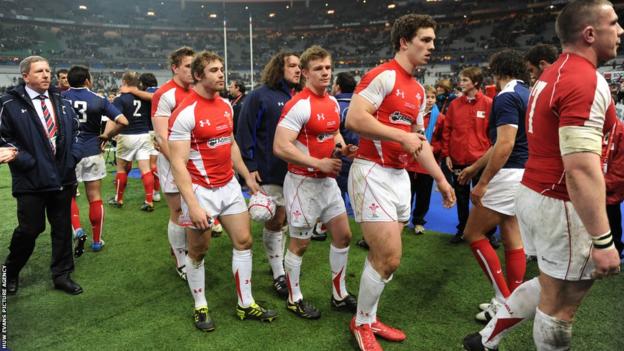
[
  {"xmin": 180, "ymin": 177, "xmax": 247, "ymax": 230},
  {"xmin": 481, "ymin": 168, "xmax": 524, "ymax": 216},
  {"xmin": 283, "ymin": 172, "xmax": 345, "ymax": 239},
  {"xmin": 156, "ymin": 153, "xmax": 178, "ymax": 194},
  {"xmin": 116, "ymin": 133, "xmax": 154, "ymax": 161},
  {"xmin": 348, "ymin": 158, "xmax": 411, "ymax": 223},
  {"xmin": 75, "ymin": 154, "xmax": 106, "ymax": 182},
  {"xmin": 516, "ymin": 185, "xmax": 595, "ymax": 281}
]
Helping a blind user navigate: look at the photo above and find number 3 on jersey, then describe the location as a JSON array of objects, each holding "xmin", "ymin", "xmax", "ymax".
[
  {"xmin": 527, "ymin": 81, "xmax": 547, "ymax": 134},
  {"xmin": 74, "ymin": 100, "xmax": 88, "ymax": 123}
]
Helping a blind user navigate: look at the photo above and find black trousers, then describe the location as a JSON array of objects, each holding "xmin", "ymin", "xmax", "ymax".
[
  {"xmin": 448, "ymin": 164, "xmax": 481, "ymax": 233},
  {"xmin": 408, "ymin": 171, "xmax": 434, "ymax": 226},
  {"xmin": 4, "ymin": 186, "xmax": 75, "ymax": 280},
  {"xmin": 606, "ymin": 203, "xmax": 623, "ymax": 256}
]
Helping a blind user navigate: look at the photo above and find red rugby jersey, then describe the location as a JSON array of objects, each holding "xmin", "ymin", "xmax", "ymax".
[
  {"xmin": 278, "ymin": 87, "xmax": 341, "ymax": 178},
  {"xmin": 522, "ymin": 53, "xmax": 618, "ymax": 201},
  {"xmin": 151, "ymin": 79, "xmax": 192, "ymax": 119},
  {"xmin": 354, "ymin": 59, "xmax": 426, "ymax": 169},
  {"xmin": 168, "ymin": 90, "xmax": 235, "ymax": 188}
]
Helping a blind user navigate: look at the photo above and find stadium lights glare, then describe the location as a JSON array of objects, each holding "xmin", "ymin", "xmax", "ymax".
[
  {"xmin": 147, "ymin": 11, "xmax": 156, "ymax": 16},
  {"xmin": 327, "ymin": 9, "xmax": 335, "ymax": 14},
  {"xmin": 387, "ymin": 4, "xmax": 396, "ymax": 9},
  {"xmin": 78, "ymin": 5, "xmax": 87, "ymax": 10},
  {"xmin": 269, "ymin": 12, "xmax": 276, "ymax": 18},
  {"xmin": 549, "ymin": 5, "xmax": 555, "ymax": 9},
  {"xmin": 209, "ymin": 13, "xmax": 217, "ymax": 18}
]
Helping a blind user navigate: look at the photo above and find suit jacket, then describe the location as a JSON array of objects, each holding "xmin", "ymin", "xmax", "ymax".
[{"xmin": 0, "ymin": 84, "xmax": 82, "ymax": 195}]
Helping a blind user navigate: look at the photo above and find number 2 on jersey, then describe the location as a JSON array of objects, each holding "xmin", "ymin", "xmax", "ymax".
[{"xmin": 133, "ymin": 100, "xmax": 142, "ymax": 118}]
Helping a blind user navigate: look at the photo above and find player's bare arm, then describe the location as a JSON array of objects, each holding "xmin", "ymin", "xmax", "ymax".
[
  {"xmin": 409, "ymin": 123, "xmax": 455, "ymax": 208},
  {"xmin": 345, "ymin": 94, "xmax": 423, "ymax": 155},
  {"xmin": 273, "ymin": 126, "xmax": 341, "ymax": 175},
  {"xmin": 470, "ymin": 125, "xmax": 516, "ymax": 206},
  {"xmin": 153, "ymin": 116, "xmax": 171, "ymax": 159},
  {"xmin": 169, "ymin": 139, "xmax": 211, "ymax": 230},
  {"xmin": 120, "ymin": 85, "xmax": 154, "ymax": 101},
  {"xmin": 100, "ymin": 113, "xmax": 129, "ymax": 141}
]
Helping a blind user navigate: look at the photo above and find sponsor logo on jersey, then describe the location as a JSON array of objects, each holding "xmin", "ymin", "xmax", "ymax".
[
  {"xmin": 327, "ymin": 120, "xmax": 337, "ymax": 127},
  {"xmin": 207, "ymin": 136, "xmax": 232, "ymax": 148},
  {"xmin": 216, "ymin": 124, "xmax": 229, "ymax": 131},
  {"xmin": 389, "ymin": 111, "xmax": 412, "ymax": 126},
  {"xmin": 317, "ymin": 133, "xmax": 333, "ymax": 142},
  {"xmin": 476, "ymin": 111, "xmax": 486, "ymax": 118}
]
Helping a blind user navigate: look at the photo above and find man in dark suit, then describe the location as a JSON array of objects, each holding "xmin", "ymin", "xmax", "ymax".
[{"xmin": 0, "ymin": 56, "xmax": 84, "ymax": 295}]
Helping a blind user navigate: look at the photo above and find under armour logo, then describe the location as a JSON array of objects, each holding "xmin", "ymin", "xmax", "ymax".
[
  {"xmin": 21, "ymin": 109, "xmax": 27, "ymax": 113},
  {"xmin": 316, "ymin": 113, "xmax": 325, "ymax": 121},
  {"xmin": 199, "ymin": 119, "xmax": 211, "ymax": 128},
  {"xmin": 193, "ymin": 288, "xmax": 203, "ymax": 294},
  {"xmin": 396, "ymin": 89, "xmax": 405, "ymax": 98},
  {"xmin": 416, "ymin": 93, "xmax": 421, "ymax": 101},
  {"xmin": 224, "ymin": 111, "xmax": 231, "ymax": 118},
  {"xmin": 278, "ymin": 102, "xmax": 285, "ymax": 106},
  {"xmin": 244, "ymin": 279, "xmax": 250, "ymax": 285}
]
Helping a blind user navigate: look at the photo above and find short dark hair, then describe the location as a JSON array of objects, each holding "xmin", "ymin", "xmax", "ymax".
[
  {"xmin": 56, "ymin": 69, "xmax": 68, "ymax": 78},
  {"xmin": 67, "ymin": 65, "xmax": 91, "ymax": 87},
  {"xmin": 232, "ymin": 80, "xmax": 246, "ymax": 95},
  {"xmin": 335, "ymin": 72, "xmax": 356, "ymax": 93},
  {"xmin": 191, "ymin": 51, "xmax": 224, "ymax": 84},
  {"xmin": 391, "ymin": 14, "xmax": 437, "ymax": 52},
  {"xmin": 139, "ymin": 73, "xmax": 158, "ymax": 90},
  {"xmin": 459, "ymin": 67, "xmax": 483, "ymax": 89},
  {"xmin": 489, "ymin": 49, "xmax": 531, "ymax": 83},
  {"xmin": 556, "ymin": 0, "xmax": 613, "ymax": 45},
  {"xmin": 169, "ymin": 46, "xmax": 195, "ymax": 68},
  {"xmin": 524, "ymin": 44, "xmax": 559, "ymax": 67}
]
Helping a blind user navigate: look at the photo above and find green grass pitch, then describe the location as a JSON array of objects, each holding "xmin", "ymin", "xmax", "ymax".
[{"xmin": 0, "ymin": 164, "xmax": 622, "ymax": 350}]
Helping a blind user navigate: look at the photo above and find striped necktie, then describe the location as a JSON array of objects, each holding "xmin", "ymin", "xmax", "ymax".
[{"xmin": 35, "ymin": 94, "xmax": 57, "ymax": 152}]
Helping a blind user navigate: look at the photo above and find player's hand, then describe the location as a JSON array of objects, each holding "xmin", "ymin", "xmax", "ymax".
[
  {"xmin": 0, "ymin": 147, "xmax": 17, "ymax": 163},
  {"xmin": 458, "ymin": 165, "xmax": 477, "ymax": 185},
  {"xmin": 245, "ymin": 174, "xmax": 261, "ymax": 195},
  {"xmin": 250, "ymin": 171, "xmax": 262, "ymax": 183},
  {"xmin": 316, "ymin": 157, "xmax": 342, "ymax": 175},
  {"xmin": 342, "ymin": 144, "xmax": 358, "ymax": 160},
  {"xmin": 98, "ymin": 134, "xmax": 109, "ymax": 152},
  {"xmin": 445, "ymin": 157, "xmax": 453, "ymax": 172},
  {"xmin": 591, "ymin": 245, "xmax": 621, "ymax": 279},
  {"xmin": 437, "ymin": 180, "xmax": 456, "ymax": 208},
  {"xmin": 470, "ymin": 182, "xmax": 487, "ymax": 207},
  {"xmin": 400, "ymin": 132, "xmax": 424, "ymax": 157},
  {"xmin": 189, "ymin": 205, "xmax": 213, "ymax": 231}
]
